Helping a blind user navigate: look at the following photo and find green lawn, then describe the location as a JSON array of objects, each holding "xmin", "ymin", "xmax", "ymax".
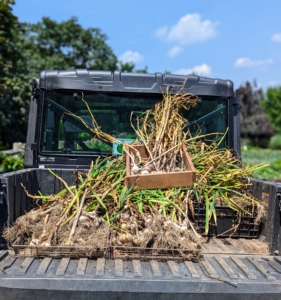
[{"xmin": 241, "ymin": 148, "xmax": 281, "ymax": 181}]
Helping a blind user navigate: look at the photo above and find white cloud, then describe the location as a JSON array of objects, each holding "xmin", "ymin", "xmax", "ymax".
[
  {"xmin": 234, "ymin": 57, "xmax": 273, "ymax": 68},
  {"xmin": 175, "ymin": 64, "xmax": 212, "ymax": 77},
  {"xmin": 155, "ymin": 13, "xmax": 218, "ymax": 45},
  {"xmin": 155, "ymin": 26, "xmax": 168, "ymax": 38},
  {"xmin": 118, "ymin": 50, "xmax": 144, "ymax": 64},
  {"xmin": 168, "ymin": 46, "xmax": 183, "ymax": 58},
  {"xmin": 272, "ymin": 33, "xmax": 281, "ymax": 42}
]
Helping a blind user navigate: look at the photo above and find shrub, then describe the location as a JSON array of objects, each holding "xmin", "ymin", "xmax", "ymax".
[
  {"xmin": 269, "ymin": 134, "xmax": 281, "ymax": 150},
  {"xmin": 0, "ymin": 152, "xmax": 24, "ymax": 172},
  {"xmin": 0, "ymin": 142, "xmax": 9, "ymax": 151},
  {"xmin": 0, "ymin": 152, "xmax": 6, "ymax": 164}
]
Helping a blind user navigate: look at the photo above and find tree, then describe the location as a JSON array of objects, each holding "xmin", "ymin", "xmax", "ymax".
[
  {"xmin": 261, "ymin": 86, "xmax": 281, "ymax": 133},
  {"xmin": 239, "ymin": 82, "xmax": 274, "ymax": 147},
  {"xmin": 0, "ymin": 0, "xmax": 30, "ymax": 148},
  {"xmin": 118, "ymin": 61, "xmax": 135, "ymax": 72},
  {"xmin": 20, "ymin": 17, "xmax": 118, "ymax": 77},
  {"xmin": 135, "ymin": 66, "xmax": 148, "ymax": 74},
  {"xmin": 118, "ymin": 61, "xmax": 148, "ymax": 73},
  {"xmin": 0, "ymin": 5, "xmax": 119, "ymax": 147}
]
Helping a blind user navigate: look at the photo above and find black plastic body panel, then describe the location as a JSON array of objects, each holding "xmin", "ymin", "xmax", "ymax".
[
  {"xmin": 24, "ymin": 96, "xmax": 38, "ymax": 168},
  {"xmin": 39, "ymin": 70, "xmax": 234, "ymax": 97},
  {"xmin": 24, "ymin": 70, "xmax": 238, "ymax": 169}
]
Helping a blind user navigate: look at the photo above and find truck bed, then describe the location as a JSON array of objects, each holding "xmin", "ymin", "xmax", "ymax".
[
  {"xmin": 1, "ymin": 237, "xmax": 280, "ymax": 300},
  {"xmin": 1, "ymin": 170, "xmax": 281, "ymax": 299}
]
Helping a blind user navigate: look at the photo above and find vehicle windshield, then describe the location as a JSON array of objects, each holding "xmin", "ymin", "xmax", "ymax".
[{"xmin": 40, "ymin": 90, "xmax": 228, "ymax": 155}]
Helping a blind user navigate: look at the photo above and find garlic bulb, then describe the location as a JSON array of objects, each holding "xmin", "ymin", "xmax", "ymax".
[
  {"xmin": 133, "ymin": 236, "xmax": 142, "ymax": 246},
  {"xmin": 180, "ymin": 225, "xmax": 187, "ymax": 234},
  {"xmin": 131, "ymin": 165, "xmax": 140, "ymax": 174},
  {"xmin": 141, "ymin": 170, "xmax": 149, "ymax": 175},
  {"xmin": 31, "ymin": 238, "xmax": 40, "ymax": 245},
  {"xmin": 143, "ymin": 165, "xmax": 153, "ymax": 172},
  {"xmin": 119, "ymin": 233, "xmax": 132, "ymax": 243},
  {"xmin": 173, "ymin": 167, "xmax": 182, "ymax": 172},
  {"xmin": 120, "ymin": 223, "xmax": 127, "ymax": 230},
  {"xmin": 79, "ymin": 215, "xmax": 89, "ymax": 222}
]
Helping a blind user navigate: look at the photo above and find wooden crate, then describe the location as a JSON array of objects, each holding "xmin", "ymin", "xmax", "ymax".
[{"xmin": 125, "ymin": 145, "xmax": 196, "ymax": 190}]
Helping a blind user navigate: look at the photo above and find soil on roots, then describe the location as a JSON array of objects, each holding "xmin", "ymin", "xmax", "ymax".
[{"xmin": 3, "ymin": 203, "xmax": 110, "ymax": 249}]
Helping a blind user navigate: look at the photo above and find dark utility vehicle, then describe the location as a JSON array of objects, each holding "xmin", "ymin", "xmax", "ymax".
[{"xmin": 0, "ymin": 70, "xmax": 281, "ymax": 300}]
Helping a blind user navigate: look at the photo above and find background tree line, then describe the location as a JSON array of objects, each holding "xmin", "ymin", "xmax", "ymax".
[
  {"xmin": 0, "ymin": 0, "xmax": 143, "ymax": 148},
  {"xmin": 1, "ymin": 0, "xmax": 281, "ymax": 150}
]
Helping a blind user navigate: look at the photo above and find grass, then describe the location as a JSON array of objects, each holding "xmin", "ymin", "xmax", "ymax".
[{"xmin": 241, "ymin": 148, "xmax": 281, "ymax": 181}]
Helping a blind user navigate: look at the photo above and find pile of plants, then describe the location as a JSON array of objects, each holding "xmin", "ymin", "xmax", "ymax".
[{"xmin": 3, "ymin": 89, "xmax": 266, "ymax": 255}]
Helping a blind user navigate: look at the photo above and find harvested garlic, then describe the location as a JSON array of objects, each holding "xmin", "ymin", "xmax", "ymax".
[
  {"xmin": 120, "ymin": 213, "xmax": 130, "ymax": 221},
  {"xmin": 42, "ymin": 242, "xmax": 50, "ymax": 247},
  {"xmin": 141, "ymin": 170, "xmax": 149, "ymax": 175},
  {"xmin": 131, "ymin": 165, "xmax": 140, "ymax": 174},
  {"xmin": 120, "ymin": 223, "xmax": 127, "ymax": 230},
  {"xmin": 133, "ymin": 236, "xmax": 142, "ymax": 246},
  {"xmin": 31, "ymin": 238, "xmax": 40, "ymax": 245},
  {"xmin": 79, "ymin": 215, "xmax": 89, "ymax": 222},
  {"xmin": 119, "ymin": 234, "xmax": 127, "ymax": 243},
  {"xmin": 180, "ymin": 226, "xmax": 187, "ymax": 234}
]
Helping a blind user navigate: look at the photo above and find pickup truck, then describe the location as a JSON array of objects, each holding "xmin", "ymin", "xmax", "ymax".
[{"xmin": 0, "ymin": 70, "xmax": 281, "ymax": 300}]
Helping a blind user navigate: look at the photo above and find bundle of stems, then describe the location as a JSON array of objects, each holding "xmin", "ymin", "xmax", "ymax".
[
  {"xmin": 184, "ymin": 129, "xmax": 267, "ymax": 234},
  {"xmin": 130, "ymin": 89, "xmax": 198, "ymax": 172},
  {"xmin": 68, "ymin": 90, "xmax": 197, "ymax": 174}
]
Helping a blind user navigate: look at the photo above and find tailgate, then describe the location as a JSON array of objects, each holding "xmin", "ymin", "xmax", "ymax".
[{"xmin": 1, "ymin": 248, "xmax": 281, "ymax": 300}]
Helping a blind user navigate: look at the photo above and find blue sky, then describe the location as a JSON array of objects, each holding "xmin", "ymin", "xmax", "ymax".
[{"xmin": 13, "ymin": 0, "xmax": 281, "ymax": 91}]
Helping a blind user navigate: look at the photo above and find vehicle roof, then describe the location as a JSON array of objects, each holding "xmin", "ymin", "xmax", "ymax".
[{"xmin": 39, "ymin": 70, "xmax": 234, "ymax": 97}]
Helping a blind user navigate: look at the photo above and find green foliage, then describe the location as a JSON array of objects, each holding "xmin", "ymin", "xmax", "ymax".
[
  {"xmin": 21, "ymin": 17, "xmax": 118, "ymax": 73},
  {"xmin": 135, "ymin": 66, "xmax": 148, "ymax": 73},
  {"xmin": 269, "ymin": 134, "xmax": 281, "ymax": 150},
  {"xmin": 0, "ymin": 152, "xmax": 6, "ymax": 165},
  {"xmin": 118, "ymin": 61, "xmax": 135, "ymax": 72},
  {"xmin": 249, "ymin": 160, "xmax": 281, "ymax": 181},
  {"xmin": 118, "ymin": 61, "xmax": 148, "ymax": 73},
  {"xmin": 0, "ymin": 3, "xmax": 119, "ymax": 148},
  {"xmin": 83, "ymin": 140, "xmax": 112, "ymax": 152},
  {"xmin": 0, "ymin": 152, "xmax": 24, "ymax": 173},
  {"xmin": 0, "ymin": 142, "xmax": 9, "ymax": 151},
  {"xmin": 261, "ymin": 86, "xmax": 281, "ymax": 132},
  {"xmin": 0, "ymin": 0, "xmax": 30, "ymax": 146},
  {"xmin": 241, "ymin": 148, "xmax": 281, "ymax": 181},
  {"xmin": 0, "ymin": 0, "xmax": 19, "ymax": 78},
  {"xmin": 78, "ymin": 132, "xmax": 91, "ymax": 141}
]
